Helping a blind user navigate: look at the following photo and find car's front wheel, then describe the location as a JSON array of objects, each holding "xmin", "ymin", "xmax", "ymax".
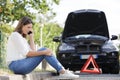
[
  {"xmin": 102, "ymin": 61, "xmax": 119, "ymax": 74},
  {"xmin": 109, "ymin": 62, "xmax": 119, "ymax": 74}
]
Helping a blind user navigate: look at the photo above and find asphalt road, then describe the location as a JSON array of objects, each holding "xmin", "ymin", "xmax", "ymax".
[
  {"xmin": 1, "ymin": 71, "xmax": 120, "ymax": 80},
  {"xmin": 29, "ymin": 71, "xmax": 120, "ymax": 80},
  {"xmin": 49, "ymin": 73, "xmax": 120, "ymax": 80}
]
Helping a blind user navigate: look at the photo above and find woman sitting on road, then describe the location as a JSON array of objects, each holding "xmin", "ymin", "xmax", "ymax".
[{"xmin": 6, "ymin": 16, "xmax": 79, "ymax": 78}]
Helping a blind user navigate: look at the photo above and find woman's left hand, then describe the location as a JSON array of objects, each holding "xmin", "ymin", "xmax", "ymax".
[{"xmin": 43, "ymin": 48, "xmax": 53, "ymax": 56}]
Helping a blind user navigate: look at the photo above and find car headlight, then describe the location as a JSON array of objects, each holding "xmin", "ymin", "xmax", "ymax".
[
  {"xmin": 59, "ymin": 43, "xmax": 75, "ymax": 51},
  {"xmin": 102, "ymin": 41, "xmax": 118, "ymax": 53}
]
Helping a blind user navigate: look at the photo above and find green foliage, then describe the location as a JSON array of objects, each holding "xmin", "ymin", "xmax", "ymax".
[
  {"xmin": 43, "ymin": 23, "xmax": 63, "ymax": 51},
  {"xmin": 0, "ymin": 0, "xmax": 61, "ymax": 70},
  {"xmin": 0, "ymin": 0, "xmax": 60, "ymax": 23},
  {"xmin": 0, "ymin": 23, "xmax": 14, "ymax": 34},
  {"xmin": 33, "ymin": 22, "xmax": 41, "ymax": 45},
  {"xmin": 0, "ymin": 23, "xmax": 13, "ymax": 69},
  {"xmin": 33, "ymin": 22, "xmax": 63, "ymax": 51},
  {"xmin": 0, "ymin": 32, "xmax": 8, "ymax": 68},
  {"xmin": 42, "ymin": 23, "xmax": 61, "ymax": 43}
]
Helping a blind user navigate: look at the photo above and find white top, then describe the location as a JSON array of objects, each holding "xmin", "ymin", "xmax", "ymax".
[{"xmin": 6, "ymin": 32, "xmax": 32, "ymax": 64}]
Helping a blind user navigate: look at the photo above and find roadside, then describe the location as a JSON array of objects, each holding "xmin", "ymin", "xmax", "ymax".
[
  {"xmin": 0, "ymin": 55, "xmax": 120, "ymax": 80},
  {"xmin": 0, "ymin": 71, "xmax": 56, "ymax": 80}
]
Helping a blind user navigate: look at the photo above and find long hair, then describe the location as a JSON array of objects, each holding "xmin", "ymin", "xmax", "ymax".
[{"xmin": 14, "ymin": 16, "xmax": 33, "ymax": 38}]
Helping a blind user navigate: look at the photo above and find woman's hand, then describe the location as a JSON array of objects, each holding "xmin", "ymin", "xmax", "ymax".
[
  {"xmin": 43, "ymin": 48, "xmax": 53, "ymax": 56},
  {"xmin": 29, "ymin": 32, "xmax": 34, "ymax": 39},
  {"xmin": 28, "ymin": 30, "xmax": 34, "ymax": 37},
  {"xmin": 28, "ymin": 30, "xmax": 36, "ymax": 51}
]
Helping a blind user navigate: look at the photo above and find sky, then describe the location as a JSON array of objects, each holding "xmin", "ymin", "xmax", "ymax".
[{"xmin": 53, "ymin": 0, "xmax": 120, "ymax": 36}]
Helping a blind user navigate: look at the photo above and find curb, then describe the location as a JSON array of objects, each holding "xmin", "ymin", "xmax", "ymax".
[
  {"xmin": 0, "ymin": 76, "xmax": 9, "ymax": 80},
  {"xmin": 29, "ymin": 71, "xmax": 54, "ymax": 80},
  {"xmin": 0, "ymin": 71, "xmax": 57, "ymax": 80}
]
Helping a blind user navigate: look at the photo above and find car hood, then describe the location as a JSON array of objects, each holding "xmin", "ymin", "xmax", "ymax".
[
  {"xmin": 64, "ymin": 34, "xmax": 108, "ymax": 45},
  {"xmin": 62, "ymin": 9, "xmax": 110, "ymax": 40}
]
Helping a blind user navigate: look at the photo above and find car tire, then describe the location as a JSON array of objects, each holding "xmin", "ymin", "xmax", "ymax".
[
  {"xmin": 110, "ymin": 62, "xmax": 119, "ymax": 74},
  {"xmin": 102, "ymin": 67, "xmax": 109, "ymax": 74},
  {"xmin": 102, "ymin": 61, "xmax": 119, "ymax": 74}
]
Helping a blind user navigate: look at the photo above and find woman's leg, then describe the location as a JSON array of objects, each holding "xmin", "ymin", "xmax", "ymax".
[
  {"xmin": 9, "ymin": 48, "xmax": 46, "ymax": 75},
  {"xmin": 38, "ymin": 47, "xmax": 64, "ymax": 72},
  {"xmin": 9, "ymin": 56, "xmax": 44, "ymax": 75},
  {"xmin": 45, "ymin": 55, "xmax": 64, "ymax": 72},
  {"xmin": 8, "ymin": 47, "xmax": 64, "ymax": 74}
]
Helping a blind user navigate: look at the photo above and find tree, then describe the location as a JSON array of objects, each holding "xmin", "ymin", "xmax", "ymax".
[
  {"xmin": 0, "ymin": 0, "xmax": 60, "ymax": 23},
  {"xmin": 0, "ymin": 0, "xmax": 61, "ymax": 70},
  {"xmin": 0, "ymin": 23, "xmax": 14, "ymax": 34},
  {"xmin": 0, "ymin": 31, "xmax": 8, "ymax": 68},
  {"xmin": 0, "ymin": 0, "xmax": 61, "ymax": 49},
  {"xmin": 33, "ymin": 22, "xmax": 63, "ymax": 50}
]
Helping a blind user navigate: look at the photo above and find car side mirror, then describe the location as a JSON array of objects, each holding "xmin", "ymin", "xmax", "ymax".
[
  {"xmin": 111, "ymin": 35, "xmax": 118, "ymax": 40},
  {"xmin": 53, "ymin": 36, "xmax": 61, "ymax": 42}
]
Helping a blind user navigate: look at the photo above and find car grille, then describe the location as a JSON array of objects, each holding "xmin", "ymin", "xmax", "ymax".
[{"xmin": 76, "ymin": 44, "xmax": 101, "ymax": 52}]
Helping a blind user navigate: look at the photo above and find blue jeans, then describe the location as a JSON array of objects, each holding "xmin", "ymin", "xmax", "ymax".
[{"xmin": 8, "ymin": 47, "xmax": 63, "ymax": 75}]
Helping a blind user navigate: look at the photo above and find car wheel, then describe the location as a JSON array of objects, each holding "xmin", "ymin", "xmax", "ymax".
[
  {"xmin": 102, "ymin": 67, "xmax": 110, "ymax": 74},
  {"xmin": 110, "ymin": 62, "xmax": 119, "ymax": 74}
]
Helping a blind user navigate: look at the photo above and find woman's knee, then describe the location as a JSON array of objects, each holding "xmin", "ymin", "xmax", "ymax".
[{"xmin": 37, "ymin": 47, "xmax": 47, "ymax": 51}]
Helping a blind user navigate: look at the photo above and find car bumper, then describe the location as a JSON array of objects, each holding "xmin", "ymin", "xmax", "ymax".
[{"xmin": 57, "ymin": 51, "xmax": 119, "ymax": 70}]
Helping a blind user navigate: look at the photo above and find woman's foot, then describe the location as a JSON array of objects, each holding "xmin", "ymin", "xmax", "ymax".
[{"xmin": 59, "ymin": 70, "xmax": 79, "ymax": 79}]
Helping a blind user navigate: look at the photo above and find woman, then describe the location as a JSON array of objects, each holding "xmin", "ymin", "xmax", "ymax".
[{"xmin": 6, "ymin": 16, "xmax": 79, "ymax": 78}]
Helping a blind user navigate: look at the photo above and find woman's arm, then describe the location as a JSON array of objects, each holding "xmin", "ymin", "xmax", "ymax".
[
  {"xmin": 29, "ymin": 33, "xmax": 36, "ymax": 51},
  {"xmin": 26, "ymin": 48, "xmax": 53, "ymax": 57},
  {"xmin": 27, "ymin": 31, "xmax": 53, "ymax": 57}
]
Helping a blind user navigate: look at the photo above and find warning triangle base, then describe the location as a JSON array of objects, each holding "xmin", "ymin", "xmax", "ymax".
[{"xmin": 80, "ymin": 55, "xmax": 101, "ymax": 74}]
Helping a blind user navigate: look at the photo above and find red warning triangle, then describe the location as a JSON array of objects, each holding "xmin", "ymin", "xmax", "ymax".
[{"xmin": 81, "ymin": 55, "xmax": 101, "ymax": 74}]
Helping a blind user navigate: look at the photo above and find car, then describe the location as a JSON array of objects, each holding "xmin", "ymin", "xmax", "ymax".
[{"xmin": 53, "ymin": 9, "xmax": 119, "ymax": 74}]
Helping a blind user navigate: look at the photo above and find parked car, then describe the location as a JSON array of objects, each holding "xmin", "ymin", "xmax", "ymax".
[{"xmin": 53, "ymin": 9, "xmax": 119, "ymax": 74}]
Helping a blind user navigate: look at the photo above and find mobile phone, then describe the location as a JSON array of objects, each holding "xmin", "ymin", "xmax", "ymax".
[{"xmin": 28, "ymin": 31, "xmax": 32, "ymax": 35}]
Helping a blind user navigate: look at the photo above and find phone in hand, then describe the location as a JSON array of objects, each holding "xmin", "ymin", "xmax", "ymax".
[{"xmin": 28, "ymin": 31, "xmax": 32, "ymax": 35}]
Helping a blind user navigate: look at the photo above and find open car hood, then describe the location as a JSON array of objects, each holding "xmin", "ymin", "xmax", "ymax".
[{"xmin": 62, "ymin": 9, "xmax": 110, "ymax": 40}]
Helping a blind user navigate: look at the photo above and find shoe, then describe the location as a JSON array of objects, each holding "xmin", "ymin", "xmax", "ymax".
[{"xmin": 59, "ymin": 70, "xmax": 79, "ymax": 79}]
